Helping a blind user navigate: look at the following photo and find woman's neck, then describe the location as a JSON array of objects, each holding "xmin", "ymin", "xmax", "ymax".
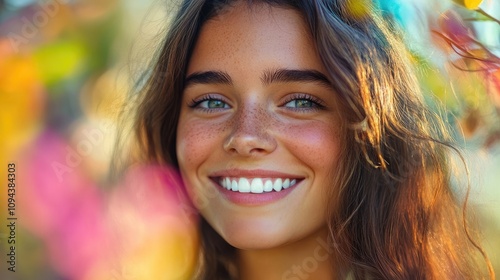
[{"xmin": 236, "ymin": 228, "xmax": 335, "ymax": 280}]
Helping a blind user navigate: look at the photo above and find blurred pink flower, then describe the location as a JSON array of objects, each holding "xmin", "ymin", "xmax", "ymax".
[
  {"xmin": 18, "ymin": 131, "xmax": 199, "ymax": 279},
  {"xmin": 107, "ymin": 165, "xmax": 199, "ymax": 280},
  {"xmin": 437, "ymin": 10, "xmax": 473, "ymax": 47},
  {"xmin": 19, "ymin": 131, "xmax": 112, "ymax": 279}
]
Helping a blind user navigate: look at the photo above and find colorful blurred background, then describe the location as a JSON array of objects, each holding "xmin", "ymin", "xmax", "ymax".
[{"xmin": 0, "ymin": 0, "xmax": 499, "ymax": 279}]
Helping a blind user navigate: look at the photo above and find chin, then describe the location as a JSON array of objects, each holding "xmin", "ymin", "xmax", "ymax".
[
  {"xmin": 223, "ymin": 232, "xmax": 287, "ymax": 250},
  {"xmin": 209, "ymin": 217, "xmax": 292, "ymax": 250}
]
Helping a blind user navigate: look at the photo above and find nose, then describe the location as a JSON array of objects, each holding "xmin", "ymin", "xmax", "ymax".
[{"xmin": 223, "ymin": 106, "xmax": 277, "ymax": 156}]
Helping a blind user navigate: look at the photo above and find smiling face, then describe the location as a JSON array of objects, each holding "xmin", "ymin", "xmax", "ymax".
[{"xmin": 176, "ymin": 2, "xmax": 343, "ymax": 250}]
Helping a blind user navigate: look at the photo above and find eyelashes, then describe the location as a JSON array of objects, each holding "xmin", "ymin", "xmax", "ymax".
[
  {"xmin": 280, "ymin": 93, "xmax": 325, "ymax": 111},
  {"xmin": 188, "ymin": 93, "xmax": 326, "ymax": 112},
  {"xmin": 188, "ymin": 94, "xmax": 231, "ymax": 112}
]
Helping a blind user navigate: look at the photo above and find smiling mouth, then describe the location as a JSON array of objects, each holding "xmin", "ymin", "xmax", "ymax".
[{"xmin": 213, "ymin": 177, "xmax": 302, "ymax": 193}]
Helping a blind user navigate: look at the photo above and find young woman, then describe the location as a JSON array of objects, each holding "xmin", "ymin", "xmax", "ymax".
[{"xmin": 125, "ymin": 0, "xmax": 494, "ymax": 279}]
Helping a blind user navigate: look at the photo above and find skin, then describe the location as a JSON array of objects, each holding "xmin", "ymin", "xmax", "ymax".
[{"xmin": 176, "ymin": 2, "xmax": 342, "ymax": 279}]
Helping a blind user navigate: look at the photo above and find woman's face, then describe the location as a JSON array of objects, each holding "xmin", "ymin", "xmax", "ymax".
[{"xmin": 177, "ymin": 2, "xmax": 342, "ymax": 250}]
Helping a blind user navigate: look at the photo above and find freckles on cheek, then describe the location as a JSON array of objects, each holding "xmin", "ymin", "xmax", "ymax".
[
  {"xmin": 279, "ymin": 122, "xmax": 340, "ymax": 165},
  {"xmin": 177, "ymin": 121, "xmax": 223, "ymax": 167}
]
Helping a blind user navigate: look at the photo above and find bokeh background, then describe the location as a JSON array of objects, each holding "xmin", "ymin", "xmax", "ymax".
[{"xmin": 0, "ymin": 0, "xmax": 499, "ymax": 279}]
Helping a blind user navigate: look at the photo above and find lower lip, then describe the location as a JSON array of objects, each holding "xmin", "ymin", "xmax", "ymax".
[{"xmin": 213, "ymin": 180, "xmax": 301, "ymax": 206}]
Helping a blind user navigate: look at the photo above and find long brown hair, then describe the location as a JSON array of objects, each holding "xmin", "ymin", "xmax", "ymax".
[{"xmin": 125, "ymin": 0, "xmax": 494, "ymax": 278}]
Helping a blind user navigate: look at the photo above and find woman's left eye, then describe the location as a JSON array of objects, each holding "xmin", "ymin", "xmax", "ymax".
[
  {"xmin": 284, "ymin": 99, "xmax": 316, "ymax": 108},
  {"xmin": 282, "ymin": 94, "xmax": 324, "ymax": 110}
]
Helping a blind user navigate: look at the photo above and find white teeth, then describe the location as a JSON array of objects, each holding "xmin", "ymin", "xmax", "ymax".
[
  {"xmin": 219, "ymin": 177, "xmax": 299, "ymax": 193},
  {"xmin": 283, "ymin": 178, "xmax": 290, "ymax": 189},
  {"xmin": 250, "ymin": 178, "xmax": 264, "ymax": 193},
  {"xmin": 231, "ymin": 180, "xmax": 238, "ymax": 191},
  {"xmin": 264, "ymin": 180, "xmax": 273, "ymax": 192},
  {"xmin": 238, "ymin": 178, "xmax": 251, "ymax": 193},
  {"xmin": 273, "ymin": 178, "xmax": 283, "ymax": 192}
]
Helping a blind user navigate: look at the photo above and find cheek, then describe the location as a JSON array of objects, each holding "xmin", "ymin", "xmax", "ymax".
[
  {"xmin": 278, "ymin": 121, "xmax": 340, "ymax": 171},
  {"xmin": 176, "ymin": 118, "xmax": 224, "ymax": 172}
]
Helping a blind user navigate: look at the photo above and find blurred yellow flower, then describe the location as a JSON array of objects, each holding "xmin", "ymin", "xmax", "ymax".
[
  {"xmin": 118, "ymin": 229, "xmax": 198, "ymax": 280},
  {"xmin": 0, "ymin": 44, "xmax": 45, "ymax": 158},
  {"xmin": 33, "ymin": 40, "xmax": 86, "ymax": 87},
  {"xmin": 464, "ymin": 0, "xmax": 483, "ymax": 10}
]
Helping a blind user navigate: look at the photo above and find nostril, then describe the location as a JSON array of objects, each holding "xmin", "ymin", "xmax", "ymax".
[{"xmin": 249, "ymin": 147, "xmax": 266, "ymax": 154}]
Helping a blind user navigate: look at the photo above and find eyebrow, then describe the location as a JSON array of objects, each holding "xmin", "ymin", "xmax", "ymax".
[
  {"xmin": 261, "ymin": 68, "xmax": 332, "ymax": 88},
  {"xmin": 185, "ymin": 71, "xmax": 232, "ymax": 87},
  {"xmin": 184, "ymin": 68, "xmax": 332, "ymax": 88}
]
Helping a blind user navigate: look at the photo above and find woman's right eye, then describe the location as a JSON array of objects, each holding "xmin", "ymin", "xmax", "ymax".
[
  {"xmin": 198, "ymin": 99, "xmax": 230, "ymax": 109},
  {"xmin": 189, "ymin": 95, "xmax": 231, "ymax": 111}
]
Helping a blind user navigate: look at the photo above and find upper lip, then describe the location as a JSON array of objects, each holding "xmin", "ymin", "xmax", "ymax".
[{"xmin": 209, "ymin": 169, "xmax": 304, "ymax": 179}]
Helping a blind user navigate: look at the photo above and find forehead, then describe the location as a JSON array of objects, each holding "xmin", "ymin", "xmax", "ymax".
[{"xmin": 187, "ymin": 2, "xmax": 325, "ymax": 75}]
